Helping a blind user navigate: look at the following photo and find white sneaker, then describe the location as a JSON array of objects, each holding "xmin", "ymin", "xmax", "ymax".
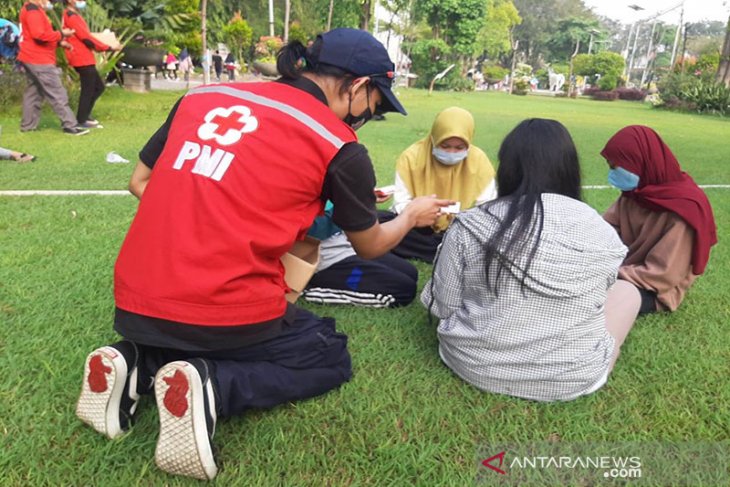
[
  {"xmin": 76, "ymin": 343, "xmax": 140, "ymax": 439},
  {"xmin": 154, "ymin": 360, "xmax": 218, "ymax": 480}
]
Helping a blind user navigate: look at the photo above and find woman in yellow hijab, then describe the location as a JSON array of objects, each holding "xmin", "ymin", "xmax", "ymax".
[{"xmin": 381, "ymin": 106, "xmax": 496, "ymax": 262}]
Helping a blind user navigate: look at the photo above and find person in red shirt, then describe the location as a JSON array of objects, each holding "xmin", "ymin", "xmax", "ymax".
[
  {"xmin": 62, "ymin": 0, "xmax": 117, "ymax": 128},
  {"xmin": 17, "ymin": 0, "xmax": 88, "ymax": 135},
  {"xmin": 75, "ymin": 28, "xmax": 452, "ymax": 480}
]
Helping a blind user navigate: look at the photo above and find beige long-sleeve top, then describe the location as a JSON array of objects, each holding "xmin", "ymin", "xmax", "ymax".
[{"xmin": 604, "ymin": 196, "xmax": 697, "ymax": 311}]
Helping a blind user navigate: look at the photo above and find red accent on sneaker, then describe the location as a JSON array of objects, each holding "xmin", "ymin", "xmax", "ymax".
[
  {"xmin": 88, "ymin": 354, "xmax": 112, "ymax": 392},
  {"xmin": 163, "ymin": 370, "xmax": 189, "ymax": 417}
]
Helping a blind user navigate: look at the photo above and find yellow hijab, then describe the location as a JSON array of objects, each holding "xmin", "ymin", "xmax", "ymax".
[{"xmin": 396, "ymin": 107, "xmax": 496, "ymax": 232}]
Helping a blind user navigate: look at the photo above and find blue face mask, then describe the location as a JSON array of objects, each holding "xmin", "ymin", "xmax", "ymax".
[
  {"xmin": 608, "ymin": 167, "xmax": 640, "ymax": 191},
  {"xmin": 75, "ymin": 1, "xmax": 86, "ymax": 8},
  {"xmin": 432, "ymin": 147, "xmax": 469, "ymax": 166}
]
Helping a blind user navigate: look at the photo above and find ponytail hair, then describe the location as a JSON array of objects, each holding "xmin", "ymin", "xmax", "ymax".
[
  {"xmin": 276, "ymin": 37, "xmax": 357, "ymax": 93},
  {"xmin": 276, "ymin": 40, "xmax": 308, "ymax": 79}
]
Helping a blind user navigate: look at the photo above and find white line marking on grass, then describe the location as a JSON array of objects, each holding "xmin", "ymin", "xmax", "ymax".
[
  {"xmin": 2, "ymin": 185, "xmax": 730, "ymax": 196},
  {"xmin": 0, "ymin": 190, "xmax": 131, "ymax": 196}
]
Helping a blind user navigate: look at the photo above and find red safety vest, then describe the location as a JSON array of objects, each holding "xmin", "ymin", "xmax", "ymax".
[{"xmin": 115, "ymin": 82, "xmax": 357, "ymax": 325}]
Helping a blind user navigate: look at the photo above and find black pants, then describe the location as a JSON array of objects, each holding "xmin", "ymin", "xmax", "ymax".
[
  {"xmin": 75, "ymin": 65, "xmax": 105, "ymax": 124},
  {"xmin": 377, "ymin": 210, "xmax": 443, "ymax": 263},
  {"xmin": 304, "ymin": 253, "xmax": 418, "ymax": 307},
  {"xmin": 117, "ymin": 307, "xmax": 352, "ymax": 417}
]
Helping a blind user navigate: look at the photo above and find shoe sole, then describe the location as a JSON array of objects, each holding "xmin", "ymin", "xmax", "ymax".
[
  {"xmin": 76, "ymin": 346, "xmax": 130, "ymax": 439},
  {"xmin": 65, "ymin": 130, "xmax": 90, "ymax": 136},
  {"xmin": 154, "ymin": 361, "xmax": 217, "ymax": 480}
]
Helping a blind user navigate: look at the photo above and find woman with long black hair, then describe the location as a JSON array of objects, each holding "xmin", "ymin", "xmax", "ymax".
[{"xmin": 422, "ymin": 119, "xmax": 640, "ymax": 402}]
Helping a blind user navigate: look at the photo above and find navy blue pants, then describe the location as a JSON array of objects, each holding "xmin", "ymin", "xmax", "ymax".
[
  {"xmin": 119, "ymin": 307, "xmax": 351, "ymax": 417},
  {"xmin": 304, "ymin": 253, "xmax": 418, "ymax": 307},
  {"xmin": 377, "ymin": 210, "xmax": 443, "ymax": 263}
]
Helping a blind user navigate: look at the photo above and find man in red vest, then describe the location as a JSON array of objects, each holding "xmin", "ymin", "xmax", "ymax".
[
  {"xmin": 75, "ymin": 28, "xmax": 451, "ymax": 480},
  {"xmin": 17, "ymin": 0, "xmax": 89, "ymax": 135}
]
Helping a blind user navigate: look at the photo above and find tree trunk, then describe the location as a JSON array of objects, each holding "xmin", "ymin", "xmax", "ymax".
[
  {"xmin": 360, "ymin": 0, "xmax": 371, "ymax": 31},
  {"xmin": 284, "ymin": 0, "xmax": 290, "ymax": 43},
  {"xmin": 201, "ymin": 0, "xmax": 209, "ymax": 85},
  {"xmin": 326, "ymin": 0, "xmax": 334, "ymax": 31},
  {"xmin": 717, "ymin": 15, "xmax": 730, "ymax": 87}
]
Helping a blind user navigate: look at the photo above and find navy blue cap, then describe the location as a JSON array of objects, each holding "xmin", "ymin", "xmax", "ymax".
[{"xmin": 316, "ymin": 28, "xmax": 406, "ymax": 115}]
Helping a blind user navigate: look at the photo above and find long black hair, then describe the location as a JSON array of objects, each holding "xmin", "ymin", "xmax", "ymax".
[
  {"xmin": 482, "ymin": 118, "xmax": 582, "ymax": 292},
  {"xmin": 276, "ymin": 38, "xmax": 363, "ymax": 95}
]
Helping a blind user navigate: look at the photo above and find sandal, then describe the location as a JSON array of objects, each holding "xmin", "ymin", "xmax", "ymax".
[{"xmin": 14, "ymin": 153, "xmax": 36, "ymax": 163}]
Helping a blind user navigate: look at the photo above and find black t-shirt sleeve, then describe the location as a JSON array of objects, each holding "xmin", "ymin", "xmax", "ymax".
[
  {"xmin": 321, "ymin": 142, "xmax": 378, "ymax": 232},
  {"xmin": 138, "ymin": 97, "xmax": 183, "ymax": 168}
]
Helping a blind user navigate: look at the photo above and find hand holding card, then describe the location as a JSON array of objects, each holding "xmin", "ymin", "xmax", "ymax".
[{"xmin": 441, "ymin": 201, "xmax": 461, "ymax": 214}]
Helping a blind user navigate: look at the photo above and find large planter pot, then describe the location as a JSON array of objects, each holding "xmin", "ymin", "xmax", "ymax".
[
  {"xmin": 253, "ymin": 60, "xmax": 279, "ymax": 77},
  {"xmin": 122, "ymin": 68, "xmax": 152, "ymax": 93},
  {"xmin": 122, "ymin": 47, "xmax": 165, "ymax": 68}
]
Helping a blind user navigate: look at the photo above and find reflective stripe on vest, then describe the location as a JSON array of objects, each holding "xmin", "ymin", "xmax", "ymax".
[{"xmin": 186, "ymin": 85, "xmax": 346, "ymax": 150}]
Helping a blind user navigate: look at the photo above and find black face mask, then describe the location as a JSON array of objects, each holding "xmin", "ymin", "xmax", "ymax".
[{"xmin": 343, "ymin": 86, "xmax": 372, "ymax": 131}]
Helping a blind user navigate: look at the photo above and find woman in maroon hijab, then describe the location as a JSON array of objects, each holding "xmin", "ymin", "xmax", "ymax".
[{"xmin": 601, "ymin": 125, "xmax": 717, "ymax": 313}]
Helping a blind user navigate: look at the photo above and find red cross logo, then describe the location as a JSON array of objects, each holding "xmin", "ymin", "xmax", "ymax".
[
  {"xmin": 198, "ymin": 105, "xmax": 258, "ymax": 146},
  {"xmin": 211, "ymin": 112, "xmax": 247, "ymax": 137}
]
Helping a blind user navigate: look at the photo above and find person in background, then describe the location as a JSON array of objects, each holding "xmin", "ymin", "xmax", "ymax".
[
  {"xmin": 164, "ymin": 51, "xmax": 177, "ymax": 79},
  {"xmin": 0, "ymin": 18, "xmax": 21, "ymax": 60},
  {"xmin": 380, "ymin": 106, "xmax": 496, "ymax": 262},
  {"xmin": 17, "ymin": 0, "xmax": 89, "ymax": 135},
  {"xmin": 601, "ymin": 125, "xmax": 717, "ymax": 314},
  {"xmin": 212, "ymin": 49, "xmax": 222, "ymax": 81},
  {"xmin": 74, "ymin": 28, "xmax": 450, "ymax": 480},
  {"xmin": 62, "ymin": 0, "xmax": 117, "ymax": 129},
  {"xmin": 303, "ymin": 199, "xmax": 418, "ymax": 308},
  {"xmin": 178, "ymin": 47, "xmax": 193, "ymax": 82},
  {"xmin": 422, "ymin": 118, "xmax": 640, "ymax": 402},
  {"xmin": 224, "ymin": 51, "xmax": 235, "ymax": 81}
]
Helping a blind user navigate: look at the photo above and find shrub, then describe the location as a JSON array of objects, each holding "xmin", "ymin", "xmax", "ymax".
[
  {"xmin": 679, "ymin": 81, "xmax": 730, "ymax": 115},
  {"xmin": 591, "ymin": 90, "xmax": 618, "ymax": 101},
  {"xmin": 616, "ymin": 87, "xmax": 646, "ymax": 101},
  {"xmin": 512, "ymin": 79, "xmax": 529, "ymax": 95},
  {"xmin": 0, "ymin": 64, "xmax": 25, "ymax": 110},
  {"xmin": 598, "ymin": 74, "xmax": 618, "ymax": 91},
  {"xmin": 482, "ymin": 63, "xmax": 508, "ymax": 83}
]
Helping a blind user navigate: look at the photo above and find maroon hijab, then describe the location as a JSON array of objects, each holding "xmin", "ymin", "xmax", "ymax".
[{"xmin": 601, "ymin": 125, "xmax": 717, "ymax": 275}]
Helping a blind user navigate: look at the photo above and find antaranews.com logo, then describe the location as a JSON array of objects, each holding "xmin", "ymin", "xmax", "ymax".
[
  {"xmin": 476, "ymin": 442, "xmax": 727, "ymax": 486},
  {"xmin": 482, "ymin": 450, "xmax": 641, "ymax": 479}
]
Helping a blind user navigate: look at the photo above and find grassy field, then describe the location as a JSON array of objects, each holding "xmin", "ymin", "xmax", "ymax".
[{"xmin": 1, "ymin": 86, "xmax": 728, "ymax": 486}]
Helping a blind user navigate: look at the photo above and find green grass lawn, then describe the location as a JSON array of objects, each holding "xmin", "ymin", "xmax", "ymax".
[{"xmin": 1, "ymin": 87, "xmax": 729, "ymax": 485}]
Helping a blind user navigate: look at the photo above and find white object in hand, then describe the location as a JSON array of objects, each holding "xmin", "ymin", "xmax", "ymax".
[
  {"xmin": 106, "ymin": 151, "xmax": 130, "ymax": 164},
  {"xmin": 441, "ymin": 201, "xmax": 461, "ymax": 214},
  {"xmin": 375, "ymin": 185, "xmax": 397, "ymax": 195}
]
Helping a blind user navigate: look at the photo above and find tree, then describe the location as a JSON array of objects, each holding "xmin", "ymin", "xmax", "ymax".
[
  {"xmin": 415, "ymin": 0, "xmax": 488, "ymax": 59},
  {"xmin": 511, "ymin": 0, "xmax": 594, "ymax": 64},
  {"xmin": 477, "ymin": 0, "xmax": 522, "ymax": 62},
  {"xmin": 717, "ymin": 15, "xmax": 730, "ymax": 86},
  {"xmin": 223, "ymin": 12, "xmax": 253, "ymax": 64},
  {"xmin": 544, "ymin": 16, "xmax": 600, "ymax": 61}
]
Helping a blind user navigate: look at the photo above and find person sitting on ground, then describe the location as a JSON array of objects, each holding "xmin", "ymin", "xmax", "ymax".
[
  {"xmin": 303, "ymin": 199, "xmax": 418, "ymax": 308},
  {"xmin": 1, "ymin": 145, "xmax": 35, "ymax": 162},
  {"xmin": 422, "ymin": 118, "xmax": 640, "ymax": 402},
  {"xmin": 601, "ymin": 125, "xmax": 717, "ymax": 314},
  {"xmin": 379, "ymin": 106, "xmax": 496, "ymax": 262}
]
